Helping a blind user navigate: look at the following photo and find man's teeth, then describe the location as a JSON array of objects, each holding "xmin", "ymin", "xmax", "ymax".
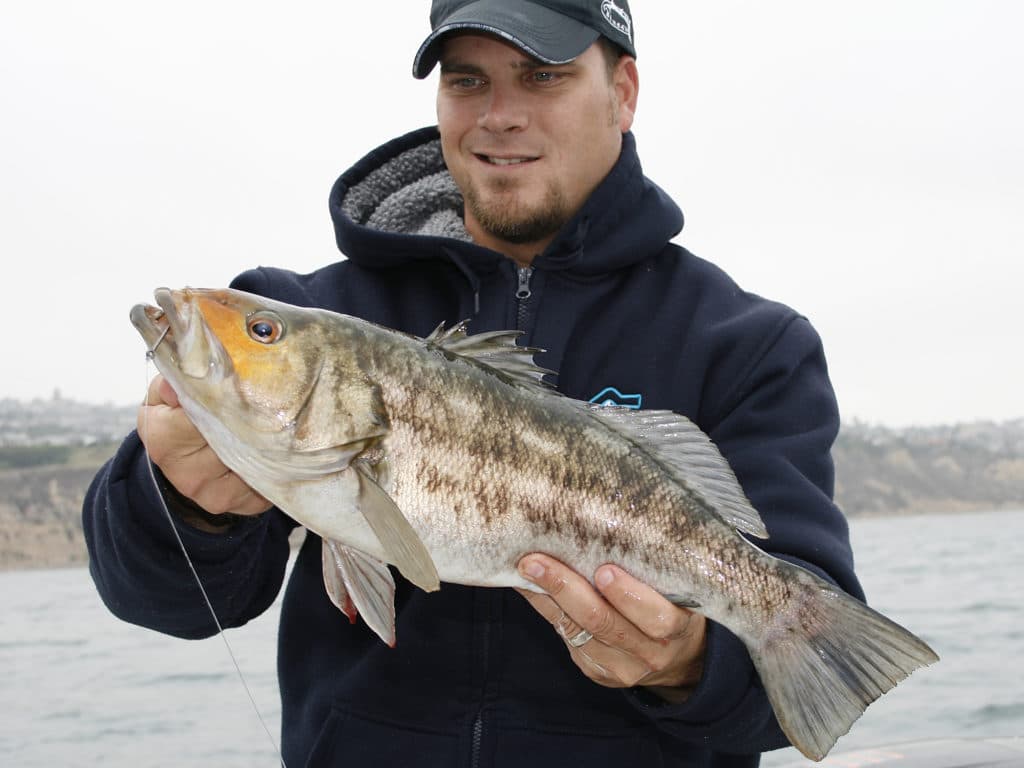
[{"xmin": 486, "ymin": 156, "xmax": 532, "ymax": 166}]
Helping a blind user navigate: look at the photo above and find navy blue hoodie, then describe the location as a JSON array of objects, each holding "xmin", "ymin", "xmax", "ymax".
[{"xmin": 84, "ymin": 127, "xmax": 860, "ymax": 767}]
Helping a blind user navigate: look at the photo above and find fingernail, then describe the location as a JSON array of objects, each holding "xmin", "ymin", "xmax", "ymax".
[
  {"xmin": 521, "ymin": 559, "xmax": 545, "ymax": 581},
  {"xmin": 595, "ymin": 567, "xmax": 614, "ymax": 589}
]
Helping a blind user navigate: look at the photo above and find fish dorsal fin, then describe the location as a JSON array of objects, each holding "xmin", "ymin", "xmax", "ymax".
[
  {"xmin": 580, "ymin": 404, "xmax": 769, "ymax": 540},
  {"xmin": 424, "ymin": 320, "xmax": 556, "ymax": 394},
  {"xmin": 354, "ymin": 463, "xmax": 440, "ymax": 593},
  {"xmin": 322, "ymin": 539, "xmax": 397, "ymax": 646}
]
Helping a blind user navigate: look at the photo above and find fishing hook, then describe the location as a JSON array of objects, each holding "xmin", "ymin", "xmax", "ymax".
[{"xmin": 146, "ymin": 323, "xmax": 170, "ymax": 360}]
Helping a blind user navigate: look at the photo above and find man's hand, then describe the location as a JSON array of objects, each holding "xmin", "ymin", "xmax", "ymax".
[
  {"xmin": 138, "ymin": 375, "xmax": 272, "ymax": 529},
  {"xmin": 516, "ymin": 554, "xmax": 706, "ymax": 701}
]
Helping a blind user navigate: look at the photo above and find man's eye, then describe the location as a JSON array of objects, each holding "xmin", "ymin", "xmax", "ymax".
[
  {"xmin": 532, "ymin": 71, "xmax": 560, "ymax": 84},
  {"xmin": 450, "ymin": 76, "xmax": 483, "ymax": 89}
]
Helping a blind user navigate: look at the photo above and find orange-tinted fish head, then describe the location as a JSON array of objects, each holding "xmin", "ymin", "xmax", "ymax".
[{"xmin": 131, "ymin": 287, "xmax": 318, "ymax": 431}]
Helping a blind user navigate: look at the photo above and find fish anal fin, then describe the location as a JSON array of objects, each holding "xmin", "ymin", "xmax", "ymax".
[
  {"xmin": 322, "ymin": 538, "xmax": 397, "ymax": 645},
  {"xmin": 581, "ymin": 404, "xmax": 769, "ymax": 540},
  {"xmin": 355, "ymin": 465, "xmax": 440, "ymax": 593}
]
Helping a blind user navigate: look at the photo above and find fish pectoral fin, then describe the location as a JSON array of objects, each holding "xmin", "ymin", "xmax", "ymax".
[
  {"xmin": 354, "ymin": 464, "xmax": 441, "ymax": 593},
  {"xmin": 322, "ymin": 538, "xmax": 397, "ymax": 646},
  {"xmin": 292, "ymin": 357, "xmax": 390, "ymax": 452}
]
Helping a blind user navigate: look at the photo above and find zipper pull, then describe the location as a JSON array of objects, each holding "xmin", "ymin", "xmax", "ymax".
[{"xmin": 516, "ymin": 266, "xmax": 533, "ymax": 300}]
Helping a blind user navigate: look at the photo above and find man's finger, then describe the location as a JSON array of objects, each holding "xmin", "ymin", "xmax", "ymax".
[
  {"xmin": 515, "ymin": 588, "xmax": 562, "ymax": 624},
  {"xmin": 516, "ymin": 585, "xmax": 599, "ymax": 648},
  {"xmin": 157, "ymin": 376, "xmax": 180, "ymax": 407},
  {"xmin": 191, "ymin": 469, "xmax": 272, "ymax": 517},
  {"xmin": 138, "ymin": 406, "xmax": 207, "ymax": 464},
  {"xmin": 518, "ymin": 554, "xmax": 647, "ymax": 655},
  {"xmin": 515, "ymin": 581, "xmax": 656, "ymax": 688},
  {"xmin": 594, "ymin": 564, "xmax": 696, "ymax": 642},
  {"xmin": 143, "ymin": 374, "xmax": 177, "ymax": 407}
]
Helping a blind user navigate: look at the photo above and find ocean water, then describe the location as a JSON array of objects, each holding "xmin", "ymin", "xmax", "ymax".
[{"xmin": 2, "ymin": 510, "xmax": 1021, "ymax": 767}]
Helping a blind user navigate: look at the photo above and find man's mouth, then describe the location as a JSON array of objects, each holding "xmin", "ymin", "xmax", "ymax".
[{"xmin": 476, "ymin": 154, "xmax": 539, "ymax": 166}]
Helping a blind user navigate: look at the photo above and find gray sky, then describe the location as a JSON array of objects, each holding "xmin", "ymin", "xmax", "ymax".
[{"xmin": 2, "ymin": 2, "xmax": 1021, "ymax": 427}]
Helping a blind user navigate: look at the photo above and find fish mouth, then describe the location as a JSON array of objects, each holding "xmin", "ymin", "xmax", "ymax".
[
  {"xmin": 130, "ymin": 288, "xmax": 182, "ymax": 355},
  {"xmin": 130, "ymin": 288, "xmax": 219, "ymax": 379}
]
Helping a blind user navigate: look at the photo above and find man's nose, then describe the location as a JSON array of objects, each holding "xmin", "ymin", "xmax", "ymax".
[{"xmin": 477, "ymin": 84, "xmax": 529, "ymax": 132}]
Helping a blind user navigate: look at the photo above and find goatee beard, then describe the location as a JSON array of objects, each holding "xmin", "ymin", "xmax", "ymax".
[{"xmin": 463, "ymin": 182, "xmax": 570, "ymax": 246}]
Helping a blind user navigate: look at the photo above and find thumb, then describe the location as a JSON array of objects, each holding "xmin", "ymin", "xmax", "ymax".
[{"xmin": 145, "ymin": 375, "xmax": 181, "ymax": 408}]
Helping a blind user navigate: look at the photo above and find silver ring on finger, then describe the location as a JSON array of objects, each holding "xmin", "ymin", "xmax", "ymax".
[
  {"xmin": 555, "ymin": 612, "xmax": 573, "ymax": 638},
  {"xmin": 567, "ymin": 629, "xmax": 593, "ymax": 648}
]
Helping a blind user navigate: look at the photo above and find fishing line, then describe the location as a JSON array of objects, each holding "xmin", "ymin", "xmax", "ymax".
[{"xmin": 142, "ymin": 347, "xmax": 288, "ymax": 768}]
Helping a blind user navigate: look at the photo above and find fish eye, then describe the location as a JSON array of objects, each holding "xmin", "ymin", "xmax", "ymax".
[{"xmin": 246, "ymin": 312, "xmax": 284, "ymax": 344}]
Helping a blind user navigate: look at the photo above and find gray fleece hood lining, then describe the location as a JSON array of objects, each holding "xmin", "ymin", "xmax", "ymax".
[
  {"xmin": 340, "ymin": 139, "xmax": 473, "ymax": 243},
  {"xmin": 332, "ymin": 128, "xmax": 684, "ymax": 276}
]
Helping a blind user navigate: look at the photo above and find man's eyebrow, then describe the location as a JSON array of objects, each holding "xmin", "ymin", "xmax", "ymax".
[
  {"xmin": 439, "ymin": 58, "xmax": 568, "ymax": 74},
  {"xmin": 439, "ymin": 60, "xmax": 486, "ymax": 75}
]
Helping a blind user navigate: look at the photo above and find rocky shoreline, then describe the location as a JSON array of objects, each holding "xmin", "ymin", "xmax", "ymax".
[
  {"xmin": 0, "ymin": 463, "xmax": 96, "ymax": 571},
  {"xmin": 3, "ymin": 427, "xmax": 1022, "ymax": 570}
]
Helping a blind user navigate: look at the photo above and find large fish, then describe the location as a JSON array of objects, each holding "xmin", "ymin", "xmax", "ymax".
[{"xmin": 131, "ymin": 287, "xmax": 937, "ymax": 761}]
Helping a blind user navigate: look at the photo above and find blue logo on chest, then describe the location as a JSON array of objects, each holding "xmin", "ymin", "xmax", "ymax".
[{"xmin": 588, "ymin": 387, "xmax": 643, "ymax": 409}]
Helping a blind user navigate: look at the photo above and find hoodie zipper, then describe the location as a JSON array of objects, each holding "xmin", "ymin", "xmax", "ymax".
[
  {"xmin": 470, "ymin": 588, "xmax": 493, "ymax": 768},
  {"xmin": 470, "ymin": 714, "xmax": 483, "ymax": 767},
  {"xmin": 515, "ymin": 266, "xmax": 533, "ymax": 331},
  {"xmin": 466, "ymin": 265, "xmax": 533, "ymax": 768}
]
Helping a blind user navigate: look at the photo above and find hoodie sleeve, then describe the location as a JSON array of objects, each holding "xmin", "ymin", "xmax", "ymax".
[
  {"xmin": 621, "ymin": 312, "xmax": 857, "ymax": 755},
  {"xmin": 83, "ymin": 430, "xmax": 295, "ymax": 640}
]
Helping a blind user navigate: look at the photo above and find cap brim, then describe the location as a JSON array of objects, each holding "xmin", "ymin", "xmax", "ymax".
[{"xmin": 412, "ymin": 0, "xmax": 600, "ymax": 79}]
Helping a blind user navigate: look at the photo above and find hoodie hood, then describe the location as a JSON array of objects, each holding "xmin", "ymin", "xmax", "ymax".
[{"xmin": 329, "ymin": 126, "xmax": 684, "ymax": 276}]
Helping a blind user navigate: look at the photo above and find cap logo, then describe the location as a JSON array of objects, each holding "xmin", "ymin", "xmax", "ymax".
[{"xmin": 600, "ymin": 0, "xmax": 632, "ymax": 43}]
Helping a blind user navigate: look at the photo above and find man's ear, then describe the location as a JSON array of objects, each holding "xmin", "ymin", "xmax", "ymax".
[{"xmin": 614, "ymin": 56, "xmax": 639, "ymax": 132}]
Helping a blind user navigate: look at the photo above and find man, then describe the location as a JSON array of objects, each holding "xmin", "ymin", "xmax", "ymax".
[{"xmin": 84, "ymin": 2, "xmax": 862, "ymax": 766}]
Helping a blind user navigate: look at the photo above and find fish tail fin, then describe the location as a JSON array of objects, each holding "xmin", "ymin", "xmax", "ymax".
[{"xmin": 750, "ymin": 578, "xmax": 938, "ymax": 761}]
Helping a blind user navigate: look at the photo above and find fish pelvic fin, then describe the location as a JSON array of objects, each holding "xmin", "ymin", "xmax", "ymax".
[
  {"xmin": 322, "ymin": 538, "xmax": 398, "ymax": 646},
  {"xmin": 354, "ymin": 464, "xmax": 440, "ymax": 593},
  {"xmin": 752, "ymin": 575, "xmax": 939, "ymax": 761},
  {"xmin": 322, "ymin": 540, "xmax": 359, "ymax": 624},
  {"xmin": 581, "ymin": 405, "xmax": 768, "ymax": 539},
  {"xmin": 424, "ymin": 320, "xmax": 557, "ymax": 394}
]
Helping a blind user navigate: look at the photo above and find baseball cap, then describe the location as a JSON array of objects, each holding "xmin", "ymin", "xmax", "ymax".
[{"xmin": 413, "ymin": 0, "xmax": 636, "ymax": 79}]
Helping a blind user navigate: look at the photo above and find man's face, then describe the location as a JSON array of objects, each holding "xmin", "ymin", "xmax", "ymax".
[{"xmin": 436, "ymin": 34, "xmax": 637, "ymax": 263}]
